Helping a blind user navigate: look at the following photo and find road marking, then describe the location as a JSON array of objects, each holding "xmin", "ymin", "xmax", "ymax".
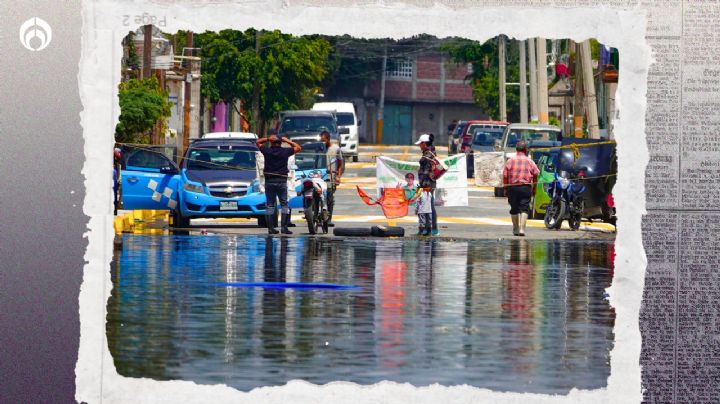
[{"xmin": 181, "ymin": 214, "xmax": 614, "ymax": 233}]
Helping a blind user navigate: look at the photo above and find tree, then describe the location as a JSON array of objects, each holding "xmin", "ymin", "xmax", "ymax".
[
  {"xmin": 196, "ymin": 29, "xmax": 333, "ymax": 134},
  {"xmin": 115, "ymin": 77, "xmax": 172, "ymax": 143},
  {"xmin": 121, "ymin": 32, "xmax": 141, "ymax": 80},
  {"xmin": 442, "ymin": 37, "xmax": 522, "ymax": 121}
]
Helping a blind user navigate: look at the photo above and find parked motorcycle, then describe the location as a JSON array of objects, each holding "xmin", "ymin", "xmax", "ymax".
[
  {"xmin": 299, "ymin": 170, "xmax": 329, "ymax": 234},
  {"xmin": 543, "ymin": 168, "xmax": 586, "ymax": 230}
]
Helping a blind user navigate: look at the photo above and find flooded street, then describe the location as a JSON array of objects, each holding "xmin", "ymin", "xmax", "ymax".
[{"xmin": 107, "ymin": 235, "xmax": 615, "ymax": 394}]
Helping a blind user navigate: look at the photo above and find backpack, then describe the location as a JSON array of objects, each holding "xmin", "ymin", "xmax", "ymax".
[{"xmin": 427, "ymin": 152, "xmax": 448, "ymax": 181}]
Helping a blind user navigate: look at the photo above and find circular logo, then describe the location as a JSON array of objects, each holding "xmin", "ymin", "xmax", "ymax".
[{"xmin": 19, "ymin": 17, "xmax": 52, "ymax": 51}]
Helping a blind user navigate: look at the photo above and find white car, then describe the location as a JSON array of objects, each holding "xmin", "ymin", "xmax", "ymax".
[
  {"xmin": 312, "ymin": 102, "xmax": 360, "ymax": 162},
  {"xmin": 202, "ymin": 132, "xmax": 258, "ymax": 140}
]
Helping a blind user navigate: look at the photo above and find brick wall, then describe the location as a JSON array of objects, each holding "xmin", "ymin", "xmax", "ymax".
[
  {"xmin": 445, "ymin": 83, "xmax": 474, "ymax": 102},
  {"xmin": 416, "ymin": 56, "xmax": 441, "ymax": 79},
  {"xmin": 416, "ymin": 82, "xmax": 441, "ymax": 100},
  {"xmin": 366, "ymin": 53, "xmax": 475, "ymax": 103}
]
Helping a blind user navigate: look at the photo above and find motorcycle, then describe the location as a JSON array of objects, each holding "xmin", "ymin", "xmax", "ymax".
[
  {"xmin": 543, "ymin": 167, "xmax": 586, "ymax": 230},
  {"xmin": 299, "ymin": 170, "xmax": 329, "ymax": 234}
]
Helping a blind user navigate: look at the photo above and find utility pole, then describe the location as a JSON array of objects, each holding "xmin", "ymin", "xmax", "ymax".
[
  {"xmin": 252, "ymin": 30, "xmax": 261, "ymax": 136},
  {"xmin": 142, "ymin": 24, "xmax": 152, "ymax": 79},
  {"xmin": 376, "ymin": 45, "xmax": 387, "ymax": 144},
  {"xmin": 182, "ymin": 31, "xmax": 193, "ymax": 158},
  {"xmin": 580, "ymin": 39, "xmax": 600, "ymax": 138},
  {"xmin": 519, "ymin": 39, "xmax": 528, "ymax": 123},
  {"xmin": 498, "ymin": 35, "xmax": 507, "ymax": 122},
  {"xmin": 528, "ymin": 37, "xmax": 538, "ymax": 121},
  {"xmin": 572, "ymin": 40, "xmax": 585, "ymax": 138},
  {"xmin": 536, "ymin": 37, "xmax": 549, "ymax": 124}
]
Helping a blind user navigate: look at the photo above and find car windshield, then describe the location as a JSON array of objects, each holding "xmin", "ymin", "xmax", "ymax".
[
  {"xmin": 280, "ymin": 116, "xmax": 337, "ymax": 133},
  {"xmin": 472, "ymin": 130, "xmax": 504, "ymax": 146},
  {"xmin": 336, "ymin": 113, "xmax": 354, "ymax": 126},
  {"xmin": 185, "ymin": 146, "xmax": 257, "ymax": 170},
  {"xmin": 294, "ymin": 144, "xmax": 327, "ymax": 171},
  {"xmin": 506, "ymin": 129, "xmax": 561, "ymax": 147},
  {"xmin": 532, "ymin": 150, "xmax": 560, "ymax": 168}
]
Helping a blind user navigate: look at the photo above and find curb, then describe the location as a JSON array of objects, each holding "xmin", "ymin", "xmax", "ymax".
[{"xmin": 114, "ymin": 210, "xmax": 169, "ymax": 234}]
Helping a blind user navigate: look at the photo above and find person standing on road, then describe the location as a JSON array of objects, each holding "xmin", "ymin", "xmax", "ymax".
[
  {"xmin": 320, "ymin": 130, "xmax": 343, "ymax": 226},
  {"xmin": 416, "ymin": 133, "xmax": 439, "ymax": 236},
  {"xmin": 256, "ymin": 133, "xmax": 302, "ymax": 235},
  {"xmin": 256, "ymin": 140, "xmax": 298, "ymax": 228},
  {"xmin": 502, "ymin": 140, "xmax": 539, "ymax": 237}
]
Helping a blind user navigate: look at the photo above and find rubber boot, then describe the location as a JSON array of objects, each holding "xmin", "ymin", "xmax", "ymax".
[
  {"xmin": 281, "ymin": 213, "xmax": 292, "ymax": 235},
  {"xmin": 287, "ymin": 211, "xmax": 296, "ymax": 227},
  {"xmin": 267, "ymin": 214, "xmax": 279, "ymax": 235},
  {"xmin": 511, "ymin": 214, "xmax": 519, "ymax": 236},
  {"xmin": 519, "ymin": 213, "xmax": 528, "ymax": 236}
]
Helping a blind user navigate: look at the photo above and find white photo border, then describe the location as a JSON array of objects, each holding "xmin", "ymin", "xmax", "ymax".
[{"xmin": 78, "ymin": 2, "xmax": 649, "ymax": 402}]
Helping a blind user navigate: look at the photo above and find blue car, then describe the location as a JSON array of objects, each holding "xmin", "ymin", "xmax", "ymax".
[{"xmin": 119, "ymin": 139, "xmax": 268, "ymax": 228}]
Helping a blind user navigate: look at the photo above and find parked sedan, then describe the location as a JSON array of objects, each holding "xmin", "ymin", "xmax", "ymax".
[
  {"xmin": 119, "ymin": 138, "xmax": 268, "ymax": 228},
  {"xmin": 448, "ymin": 120, "xmax": 467, "ymax": 154}
]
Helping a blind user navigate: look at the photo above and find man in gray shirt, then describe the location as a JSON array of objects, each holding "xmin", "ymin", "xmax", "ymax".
[{"xmin": 320, "ymin": 131, "xmax": 343, "ymax": 225}]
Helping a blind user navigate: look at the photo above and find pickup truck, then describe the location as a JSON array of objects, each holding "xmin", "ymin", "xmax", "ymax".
[{"xmin": 278, "ymin": 110, "xmax": 339, "ymax": 145}]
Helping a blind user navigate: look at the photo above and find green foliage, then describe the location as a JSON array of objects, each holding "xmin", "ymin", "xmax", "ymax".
[
  {"xmin": 115, "ymin": 77, "xmax": 172, "ymax": 143},
  {"xmin": 121, "ymin": 32, "xmax": 140, "ymax": 77},
  {"xmin": 442, "ymin": 37, "xmax": 521, "ymax": 121},
  {"xmin": 196, "ymin": 29, "xmax": 333, "ymax": 131},
  {"xmin": 548, "ymin": 115, "xmax": 561, "ymax": 127}
]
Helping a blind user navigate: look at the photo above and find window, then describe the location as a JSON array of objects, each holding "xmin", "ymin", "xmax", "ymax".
[
  {"xmin": 280, "ymin": 116, "xmax": 337, "ymax": 133},
  {"xmin": 387, "ymin": 59, "xmax": 414, "ymax": 78},
  {"xmin": 126, "ymin": 149, "xmax": 172, "ymax": 169},
  {"xmin": 336, "ymin": 113, "xmax": 355, "ymax": 126},
  {"xmin": 186, "ymin": 146, "xmax": 257, "ymax": 170}
]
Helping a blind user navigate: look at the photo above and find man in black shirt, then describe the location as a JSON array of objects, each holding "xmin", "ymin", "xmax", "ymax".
[{"xmin": 256, "ymin": 133, "xmax": 302, "ymax": 234}]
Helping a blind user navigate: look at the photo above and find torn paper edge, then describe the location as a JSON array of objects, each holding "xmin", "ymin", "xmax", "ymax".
[{"xmin": 77, "ymin": 1, "xmax": 650, "ymax": 403}]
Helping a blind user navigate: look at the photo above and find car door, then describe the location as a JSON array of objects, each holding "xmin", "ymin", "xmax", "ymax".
[{"xmin": 120, "ymin": 146, "xmax": 182, "ymax": 210}]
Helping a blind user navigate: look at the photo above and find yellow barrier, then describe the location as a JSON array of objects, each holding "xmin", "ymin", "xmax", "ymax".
[{"xmin": 114, "ymin": 210, "xmax": 169, "ymax": 234}]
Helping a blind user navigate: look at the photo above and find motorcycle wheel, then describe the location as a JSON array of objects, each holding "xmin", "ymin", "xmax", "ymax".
[
  {"xmin": 305, "ymin": 197, "xmax": 318, "ymax": 235},
  {"xmin": 568, "ymin": 200, "xmax": 584, "ymax": 231},
  {"xmin": 544, "ymin": 199, "xmax": 566, "ymax": 230}
]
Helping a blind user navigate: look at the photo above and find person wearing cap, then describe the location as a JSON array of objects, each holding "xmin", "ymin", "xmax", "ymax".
[
  {"xmin": 256, "ymin": 131, "xmax": 302, "ymax": 235},
  {"xmin": 502, "ymin": 139, "xmax": 540, "ymax": 236},
  {"xmin": 416, "ymin": 133, "xmax": 439, "ymax": 236}
]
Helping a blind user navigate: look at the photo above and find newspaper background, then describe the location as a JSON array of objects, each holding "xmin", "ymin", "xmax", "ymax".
[{"xmin": 74, "ymin": 1, "xmax": 717, "ymax": 403}]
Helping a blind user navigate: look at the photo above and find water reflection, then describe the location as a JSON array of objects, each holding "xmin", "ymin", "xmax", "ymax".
[{"xmin": 107, "ymin": 236, "xmax": 615, "ymax": 393}]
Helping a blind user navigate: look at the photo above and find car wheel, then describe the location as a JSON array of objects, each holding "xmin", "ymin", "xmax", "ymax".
[
  {"xmin": 333, "ymin": 227, "xmax": 372, "ymax": 237},
  {"xmin": 352, "ymin": 155, "xmax": 359, "ymax": 163},
  {"xmin": 370, "ymin": 225, "xmax": 405, "ymax": 237},
  {"xmin": 171, "ymin": 210, "xmax": 190, "ymax": 228}
]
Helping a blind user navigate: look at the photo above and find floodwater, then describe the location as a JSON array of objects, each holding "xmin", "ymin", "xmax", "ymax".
[{"xmin": 107, "ymin": 235, "xmax": 615, "ymax": 394}]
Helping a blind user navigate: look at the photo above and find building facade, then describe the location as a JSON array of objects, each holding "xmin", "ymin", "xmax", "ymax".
[{"xmin": 363, "ymin": 53, "xmax": 486, "ymax": 145}]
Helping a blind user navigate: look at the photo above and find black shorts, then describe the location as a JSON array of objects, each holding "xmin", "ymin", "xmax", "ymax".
[{"xmin": 507, "ymin": 184, "xmax": 533, "ymax": 215}]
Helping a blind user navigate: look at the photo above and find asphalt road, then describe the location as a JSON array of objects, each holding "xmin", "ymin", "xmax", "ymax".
[{"xmin": 173, "ymin": 145, "xmax": 616, "ymax": 240}]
